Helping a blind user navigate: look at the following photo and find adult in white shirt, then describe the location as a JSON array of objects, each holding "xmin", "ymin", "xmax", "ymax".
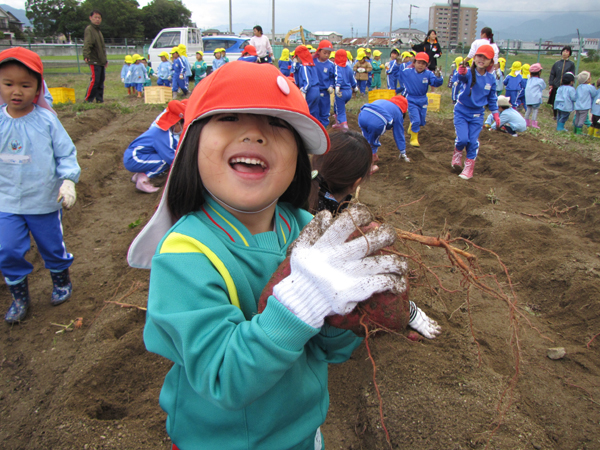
[
  {"xmin": 249, "ymin": 25, "xmax": 273, "ymax": 63},
  {"xmin": 465, "ymin": 27, "xmax": 500, "ymax": 65}
]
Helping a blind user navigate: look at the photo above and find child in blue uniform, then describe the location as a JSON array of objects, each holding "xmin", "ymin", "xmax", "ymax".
[
  {"xmin": 398, "ymin": 52, "xmax": 443, "ymax": 147},
  {"xmin": 574, "ymin": 71, "xmax": 597, "ymax": 135},
  {"xmin": 555, "ymin": 72, "xmax": 576, "ymax": 131},
  {"xmin": 358, "ymin": 94, "xmax": 410, "ymax": 167},
  {"xmin": 496, "ymin": 57, "xmax": 506, "ymax": 96},
  {"xmin": 0, "ymin": 48, "xmax": 80, "ymax": 323},
  {"xmin": 278, "ymin": 48, "xmax": 291, "ymax": 76},
  {"xmin": 130, "ymin": 54, "xmax": 147, "ymax": 98},
  {"xmin": 294, "ymin": 45, "xmax": 320, "ymax": 121},
  {"xmin": 238, "ymin": 45, "xmax": 259, "ymax": 63},
  {"xmin": 333, "ymin": 49, "xmax": 358, "ymax": 129},
  {"xmin": 503, "ymin": 62, "xmax": 524, "ymax": 108},
  {"xmin": 212, "ymin": 49, "xmax": 226, "ymax": 71},
  {"xmin": 170, "ymin": 47, "xmax": 189, "ymax": 99},
  {"xmin": 450, "ymin": 56, "xmax": 463, "ymax": 104},
  {"xmin": 123, "ymin": 100, "xmax": 185, "ymax": 193},
  {"xmin": 385, "ymin": 48, "xmax": 399, "ymax": 90},
  {"xmin": 313, "ymin": 40, "xmax": 335, "ymax": 128},
  {"xmin": 156, "ymin": 52, "xmax": 172, "ymax": 87},
  {"xmin": 524, "ymin": 63, "xmax": 546, "ymax": 128},
  {"xmin": 121, "ymin": 55, "xmax": 132, "ymax": 95},
  {"xmin": 127, "ymin": 61, "xmax": 410, "ymax": 450},
  {"xmin": 451, "ymin": 45, "xmax": 499, "ymax": 180},
  {"xmin": 517, "ymin": 64, "xmax": 529, "ymax": 111}
]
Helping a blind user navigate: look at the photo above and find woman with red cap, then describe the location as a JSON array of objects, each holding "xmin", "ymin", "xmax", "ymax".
[
  {"xmin": 452, "ymin": 44, "xmax": 499, "ymax": 180},
  {"xmin": 0, "ymin": 48, "xmax": 80, "ymax": 323},
  {"xmin": 332, "ymin": 49, "xmax": 359, "ymax": 129},
  {"xmin": 123, "ymin": 100, "xmax": 186, "ymax": 193},
  {"xmin": 294, "ymin": 45, "xmax": 321, "ymax": 120},
  {"xmin": 127, "ymin": 61, "xmax": 407, "ymax": 450}
]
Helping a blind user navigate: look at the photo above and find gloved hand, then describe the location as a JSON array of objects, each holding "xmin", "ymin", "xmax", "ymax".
[
  {"xmin": 121, "ymin": 78, "xmax": 125, "ymax": 83},
  {"xmin": 335, "ymin": 86, "xmax": 342, "ymax": 98},
  {"xmin": 354, "ymin": 86, "xmax": 360, "ymax": 93},
  {"xmin": 408, "ymin": 302, "xmax": 441, "ymax": 339},
  {"xmin": 327, "ymin": 86, "xmax": 334, "ymax": 94},
  {"xmin": 458, "ymin": 65, "xmax": 468, "ymax": 75},
  {"xmin": 493, "ymin": 112, "xmax": 501, "ymax": 129},
  {"xmin": 596, "ymin": 98, "xmax": 600, "ymax": 105},
  {"xmin": 57, "ymin": 180, "xmax": 76, "ymax": 209},
  {"xmin": 273, "ymin": 205, "xmax": 406, "ymax": 328},
  {"xmin": 434, "ymin": 54, "xmax": 440, "ymax": 58},
  {"xmin": 385, "ymin": 62, "xmax": 390, "ymax": 69},
  {"xmin": 179, "ymin": 74, "xmax": 184, "ymax": 79},
  {"xmin": 168, "ymin": 75, "xmax": 172, "ymax": 80},
  {"xmin": 453, "ymin": 81, "xmax": 458, "ymax": 86},
  {"xmin": 357, "ymin": 68, "xmax": 366, "ymax": 73}
]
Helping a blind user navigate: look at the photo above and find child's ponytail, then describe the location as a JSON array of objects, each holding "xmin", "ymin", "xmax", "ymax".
[{"xmin": 469, "ymin": 67, "xmax": 477, "ymax": 96}]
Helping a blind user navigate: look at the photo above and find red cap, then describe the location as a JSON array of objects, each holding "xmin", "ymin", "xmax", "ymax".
[
  {"xmin": 415, "ymin": 52, "xmax": 429, "ymax": 64},
  {"xmin": 0, "ymin": 47, "xmax": 54, "ymax": 114},
  {"xmin": 387, "ymin": 95, "xmax": 408, "ymax": 113},
  {"xmin": 243, "ymin": 45, "xmax": 258, "ymax": 56},
  {"xmin": 317, "ymin": 40, "xmax": 333, "ymax": 52},
  {"xmin": 474, "ymin": 44, "xmax": 494, "ymax": 61},
  {"xmin": 294, "ymin": 45, "xmax": 314, "ymax": 66},
  {"xmin": 155, "ymin": 100, "xmax": 186, "ymax": 131},
  {"xmin": 334, "ymin": 49, "xmax": 347, "ymax": 67}
]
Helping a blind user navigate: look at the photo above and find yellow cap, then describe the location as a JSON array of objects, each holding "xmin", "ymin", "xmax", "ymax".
[
  {"xmin": 454, "ymin": 56, "xmax": 463, "ymax": 66},
  {"xmin": 346, "ymin": 50, "xmax": 353, "ymax": 61},
  {"xmin": 131, "ymin": 53, "xmax": 143, "ymax": 62},
  {"xmin": 158, "ymin": 51, "xmax": 169, "ymax": 58},
  {"xmin": 124, "ymin": 55, "xmax": 133, "ymax": 64},
  {"xmin": 373, "ymin": 50, "xmax": 382, "ymax": 57},
  {"xmin": 196, "ymin": 50, "xmax": 203, "ymax": 56},
  {"xmin": 178, "ymin": 44, "xmax": 188, "ymax": 56},
  {"xmin": 329, "ymin": 51, "xmax": 335, "ymax": 59},
  {"xmin": 357, "ymin": 50, "xmax": 366, "ymax": 60},
  {"xmin": 169, "ymin": 47, "xmax": 179, "ymax": 54}
]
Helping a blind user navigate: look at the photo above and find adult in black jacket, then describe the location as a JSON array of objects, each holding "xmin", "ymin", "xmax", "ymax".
[
  {"xmin": 548, "ymin": 46, "xmax": 575, "ymax": 119},
  {"xmin": 412, "ymin": 30, "xmax": 442, "ymax": 71}
]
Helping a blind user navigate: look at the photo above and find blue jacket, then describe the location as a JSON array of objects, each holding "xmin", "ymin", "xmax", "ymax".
[
  {"xmin": 592, "ymin": 90, "xmax": 600, "ymax": 116},
  {"xmin": 0, "ymin": 105, "xmax": 80, "ymax": 215},
  {"xmin": 398, "ymin": 66, "xmax": 443, "ymax": 105},
  {"xmin": 450, "ymin": 70, "xmax": 463, "ymax": 102},
  {"xmin": 386, "ymin": 59, "xmax": 398, "ymax": 89},
  {"xmin": 156, "ymin": 61, "xmax": 172, "ymax": 80},
  {"xmin": 359, "ymin": 100, "xmax": 406, "ymax": 152},
  {"xmin": 212, "ymin": 57, "xmax": 226, "ymax": 70},
  {"xmin": 120, "ymin": 63, "xmax": 130, "ymax": 81},
  {"xmin": 123, "ymin": 124, "xmax": 179, "ymax": 170},
  {"xmin": 238, "ymin": 55, "xmax": 258, "ymax": 63},
  {"xmin": 314, "ymin": 58, "xmax": 335, "ymax": 91},
  {"xmin": 487, "ymin": 108, "xmax": 526, "ymax": 132},
  {"xmin": 455, "ymin": 69, "xmax": 499, "ymax": 114},
  {"xmin": 555, "ymin": 85, "xmax": 577, "ymax": 112},
  {"xmin": 574, "ymin": 84, "xmax": 597, "ymax": 111},
  {"xmin": 130, "ymin": 62, "xmax": 147, "ymax": 84},
  {"xmin": 334, "ymin": 64, "xmax": 356, "ymax": 90},
  {"xmin": 296, "ymin": 64, "xmax": 320, "ymax": 94},
  {"xmin": 144, "ymin": 196, "xmax": 361, "ymax": 449},
  {"xmin": 503, "ymin": 74, "xmax": 524, "ymax": 91},
  {"xmin": 494, "ymin": 69, "xmax": 504, "ymax": 93},
  {"xmin": 124, "ymin": 64, "xmax": 135, "ymax": 84},
  {"xmin": 278, "ymin": 60, "xmax": 291, "ymax": 76},
  {"xmin": 524, "ymin": 77, "xmax": 546, "ymax": 105},
  {"xmin": 171, "ymin": 57, "xmax": 186, "ymax": 79}
]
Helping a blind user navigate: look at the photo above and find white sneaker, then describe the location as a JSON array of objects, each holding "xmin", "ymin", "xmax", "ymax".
[{"xmin": 400, "ymin": 153, "xmax": 410, "ymax": 162}]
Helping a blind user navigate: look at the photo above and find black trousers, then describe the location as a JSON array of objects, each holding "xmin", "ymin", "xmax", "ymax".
[{"xmin": 85, "ymin": 64, "xmax": 105, "ymax": 103}]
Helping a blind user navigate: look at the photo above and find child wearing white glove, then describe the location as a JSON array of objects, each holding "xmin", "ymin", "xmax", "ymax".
[
  {"xmin": 128, "ymin": 61, "xmax": 410, "ymax": 450},
  {"xmin": 0, "ymin": 48, "xmax": 80, "ymax": 323}
]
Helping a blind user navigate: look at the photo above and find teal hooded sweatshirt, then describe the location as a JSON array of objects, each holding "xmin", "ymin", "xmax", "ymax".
[{"xmin": 144, "ymin": 196, "xmax": 362, "ymax": 449}]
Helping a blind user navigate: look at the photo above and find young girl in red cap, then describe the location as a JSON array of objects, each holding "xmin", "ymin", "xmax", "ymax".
[
  {"xmin": 451, "ymin": 44, "xmax": 499, "ymax": 180},
  {"xmin": 127, "ymin": 61, "xmax": 408, "ymax": 450},
  {"xmin": 123, "ymin": 100, "xmax": 186, "ymax": 193},
  {"xmin": 332, "ymin": 49, "xmax": 359, "ymax": 129},
  {"xmin": 0, "ymin": 47, "xmax": 80, "ymax": 323}
]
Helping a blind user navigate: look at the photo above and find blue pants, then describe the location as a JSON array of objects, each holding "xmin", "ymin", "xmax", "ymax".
[
  {"xmin": 123, "ymin": 147, "xmax": 169, "ymax": 178},
  {"xmin": 454, "ymin": 107, "xmax": 484, "ymax": 160},
  {"xmin": 505, "ymin": 89, "xmax": 519, "ymax": 108},
  {"xmin": 556, "ymin": 110, "xmax": 571, "ymax": 125},
  {"xmin": 407, "ymin": 98, "xmax": 428, "ymax": 133},
  {"xmin": 333, "ymin": 88, "xmax": 353, "ymax": 123},
  {"xmin": 157, "ymin": 78, "xmax": 171, "ymax": 87},
  {"xmin": 0, "ymin": 211, "xmax": 73, "ymax": 284},
  {"xmin": 359, "ymin": 110, "xmax": 386, "ymax": 154},
  {"xmin": 387, "ymin": 74, "xmax": 396, "ymax": 90},
  {"xmin": 318, "ymin": 90, "xmax": 331, "ymax": 127},
  {"xmin": 305, "ymin": 86, "xmax": 320, "ymax": 122},
  {"xmin": 357, "ymin": 80, "xmax": 368, "ymax": 94},
  {"xmin": 172, "ymin": 76, "xmax": 188, "ymax": 94},
  {"xmin": 135, "ymin": 83, "xmax": 144, "ymax": 93}
]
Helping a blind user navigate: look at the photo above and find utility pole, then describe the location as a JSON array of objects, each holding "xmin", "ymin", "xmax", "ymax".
[
  {"xmin": 389, "ymin": 0, "xmax": 394, "ymax": 48},
  {"xmin": 272, "ymin": 0, "xmax": 275, "ymax": 42},
  {"xmin": 367, "ymin": 0, "xmax": 371, "ymax": 46},
  {"xmin": 409, "ymin": 4, "xmax": 419, "ymax": 33},
  {"xmin": 229, "ymin": 0, "xmax": 232, "ymax": 34}
]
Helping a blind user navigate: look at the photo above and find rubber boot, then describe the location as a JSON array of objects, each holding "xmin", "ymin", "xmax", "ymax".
[
  {"xmin": 5, "ymin": 277, "xmax": 30, "ymax": 323},
  {"xmin": 136, "ymin": 173, "xmax": 159, "ymax": 193},
  {"xmin": 50, "ymin": 269, "xmax": 72, "ymax": 306},
  {"xmin": 525, "ymin": 119, "xmax": 531, "ymax": 127},
  {"xmin": 451, "ymin": 148, "xmax": 463, "ymax": 169},
  {"xmin": 588, "ymin": 127, "xmax": 595, "ymax": 136},
  {"xmin": 409, "ymin": 130, "xmax": 420, "ymax": 147},
  {"xmin": 531, "ymin": 120, "xmax": 540, "ymax": 129},
  {"xmin": 595, "ymin": 128, "xmax": 600, "ymax": 138},
  {"xmin": 556, "ymin": 121, "xmax": 565, "ymax": 131},
  {"xmin": 574, "ymin": 127, "xmax": 582, "ymax": 135},
  {"xmin": 459, "ymin": 158, "xmax": 475, "ymax": 180}
]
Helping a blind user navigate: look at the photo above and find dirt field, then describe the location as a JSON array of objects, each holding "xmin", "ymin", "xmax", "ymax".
[{"xmin": 1, "ymin": 98, "xmax": 600, "ymax": 450}]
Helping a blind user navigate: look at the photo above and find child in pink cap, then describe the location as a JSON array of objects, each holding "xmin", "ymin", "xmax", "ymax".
[{"xmin": 524, "ymin": 63, "xmax": 546, "ymax": 128}]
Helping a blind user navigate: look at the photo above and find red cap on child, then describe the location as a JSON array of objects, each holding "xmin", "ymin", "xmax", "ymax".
[
  {"xmin": 415, "ymin": 52, "xmax": 429, "ymax": 64},
  {"xmin": 334, "ymin": 49, "xmax": 347, "ymax": 67},
  {"xmin": 243, "ymin": 45, "xmax": 258, "ymax": 56},
  {"xmin": 474, "ymin": 44, "xmax": 494, "ymax": 61},
  {"xmin": 155, "ymin": 100, "xmax": 186, "ymax": 131},
  {"xmin": 294, "ymin": 45, "xmax": 315, "ymax": 66},
  {"xmin": 317, "ymin": 40, "xmax": 334, "ymax": 52},
  {"xmin": 387, "ymin": 95, "xmax": 408, "ymax": 113}
]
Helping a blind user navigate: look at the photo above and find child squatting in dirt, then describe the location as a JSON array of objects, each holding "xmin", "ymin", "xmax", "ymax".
[
  {"xmin": 127, "ymin": 62, "xmax": 439, "ymax": 449},
  {"xmin": 0, "ymin": 48, "xmax": 80, "ymax": 323}
]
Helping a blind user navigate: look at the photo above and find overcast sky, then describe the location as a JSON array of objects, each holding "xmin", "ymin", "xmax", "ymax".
[{"xmin": 4, "ymin": 0, "xmax": 600, "ymax": 36}]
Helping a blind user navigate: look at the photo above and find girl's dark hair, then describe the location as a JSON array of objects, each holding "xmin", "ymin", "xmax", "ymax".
[
  {"xmin": 427, "ymin": 30, "xmax": 437, "ymax": 40},
  {"xmin": 561, "ymin": 46, "xmax": 572, "ymax": 56},
  {"xmin": 530, "ymin": 71, "xmax": 540, "ymax": 77},
  {"xmin": 0, "ymin": 60, "xmax": 41, "ymax": 91},
  {"xmin": 253, "ymin": 25, "xmax": 263, "ymax": 35},
  {"xmin": 308, "ymin": 130, "xmax": 372, "ymax": 214},
  {"xmin": 390, "ymin": 49, "xmax": 399, "ymax": 56},
  {"xmin": 481, "ymin": 27, "xmax": 494, "ymax": 43},
  {"xmin": 168, "ymin": 117, "xmax": 312, "ymax": 220}
]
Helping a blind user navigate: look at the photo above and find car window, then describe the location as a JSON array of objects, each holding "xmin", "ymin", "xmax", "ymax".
[
  {"xmin": 202, "ymin": 39, "xmax": 240, "ymax": 52},
  {"xmin": 153, "ymin": 31, "xmax": 181, "ymax": 48},
  {"xmin": 188, "ymin": 29, "xmax": 199, "ymax": 45},
  {"xmin": 241, "ymin": 40, "xmax": 250, "ymax": 48}
]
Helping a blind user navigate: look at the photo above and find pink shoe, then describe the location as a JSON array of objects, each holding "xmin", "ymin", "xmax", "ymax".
[
  {"xmin": 331, "ymin": 122, "xmax": 343, "ymax": 129},
  {"xmin": 525, "ymin": 119, "xmax": 531, "ymax": 127},
  {"xmin": 131, "ymin": 173, "xmax": 139, "ymax": 183},
  {"xmin": 451, "ymin": 148, "xmax": 463, "ymax": 169},
  {"xmin": 458, "ymin": 158, "xmax": 475, "ymax": 180},
  {"xmin": 369, "ymin": 164, "xmax": 379, "ymax": 175},
  {"xmin": 135, "ymin": 173, "xmax": 159, "ymax": 193},
  {"xmin": 341, "ymin": 122, "xmax": 348, "ymax": 129},
  {"xmin": 531, "ymin": 120, "xmax": 540, "ymax": 129}
]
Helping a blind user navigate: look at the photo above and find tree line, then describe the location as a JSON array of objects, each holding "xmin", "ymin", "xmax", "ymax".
[{"xmin": 25, "ymin": 0, "xmax": 193, "ymax": 41}]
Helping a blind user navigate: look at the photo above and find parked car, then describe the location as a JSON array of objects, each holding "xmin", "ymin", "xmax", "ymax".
[
  {"xmin": 147, "ymin": 27, "xmax": 203, "ymax": 71},
  {"xmin": 202, "ymin": 36, "xmax": 250, "ymax": 73}
]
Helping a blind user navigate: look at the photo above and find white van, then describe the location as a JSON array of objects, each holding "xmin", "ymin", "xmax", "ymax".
[{"xmin": 147, "ymin": 27, "xmax": 203, "ymax": 70}]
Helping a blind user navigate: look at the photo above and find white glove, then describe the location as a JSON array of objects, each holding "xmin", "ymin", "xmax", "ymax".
[
  {"xmin": 335, "ymin": 86, "xmax": 342, "ymax": 98},
  {"xmin": 273, "ymin": 205, "xmax": 406, "ymax": 328},
  {"xmin": 327, "ymin": 86, "xmax": 334, "ymax": 94},
  {"xmin": 57, "ymin": 180, "xmax": 76, "ymax": 209},
  {"xmin": 357, "ymin": 68, "xmax": 366, "ymax": 73},
  {"xmin": 434, "ymin": 54, "xmax": 440, "ymax": 58},
  {"xmin": 408, "ymin": 302, "xmax": 441, "ymax": 339},
  {"xmin": 121, "ymin": 78, "xmax": 125, "ymax": 83},
  {"xmin": 385, "ymin": 62, "xmax": 390, "ymax": 69},
  {"xmin": 179, "ymin": 74, "xmax": 184, "ymax": 79},
  {"xmin": 596, "ymin": 98, "xmax": 600, "ymax": 105},
  {"xmin": 354, "ymin": 86, "xmax": 360, "ymax": 93},
  {"xmin": 168, "ymin": 75, "xmax": 172, "ymax": 80}
]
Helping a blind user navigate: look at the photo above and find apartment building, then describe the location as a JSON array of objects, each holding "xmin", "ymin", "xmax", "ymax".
[{"xmin": 428, "ymin": 0, "xmax": 477, "ymax": 47}]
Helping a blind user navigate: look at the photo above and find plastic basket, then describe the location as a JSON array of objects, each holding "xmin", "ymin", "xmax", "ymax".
[
  {"xmin": 368, "ymin": 89, "xmax": 396, "ymax": 103},
  {"xmin": 144, "ymin": 86, "xmax": 172, "ymax": 104},
  {"xmin": 48, "ymin": 87, "xmax": 76, "ymax": 104},
  {"xmin": 427, "ymin": 93, "xmax": 441, "ymax": 112}
]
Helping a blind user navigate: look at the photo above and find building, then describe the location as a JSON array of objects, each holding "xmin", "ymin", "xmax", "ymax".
[
  {"xmin": 391, "ymin": 28, "xmax": 427, "ymax": 45},
  {"xmin": 0, "ymin": 6, "xmax": 24, "ymax": 39},
  {"xmin": 428, "ymin": 0, "xmax": 477, "ymax": 47},
  {"xmin": 570, "ymin": 37, "xmax": 599, "ymax": 51},
  {"xmin": 313, "ymin": 31, "xmax": 343, "ymax": 43}
]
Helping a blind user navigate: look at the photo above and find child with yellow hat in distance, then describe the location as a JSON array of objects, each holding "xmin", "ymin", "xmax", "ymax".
[
  {"xmin": 278, "ymin": 48, "xmax": 291, "ymax": 76},
  {"xmin": 170, "ymin": 47, "xmax": 189, "ymax": 98},
  {"xmin": 353, "ymin": 49, "xmax": 372, "ymax": 95},
  {"xmin": 516, "ymin": 63, "xmax": 530, "ymax": 110},
  {"xmin": 221, "ymin": 48, "xmax": 230, "ymax": 63},
  {"xmin": 395, "ymin": 52, "xmax": 414, "ymax": 95},
  {"xmin": 554, "ymin": 72, "xmax": 576, "ymax": 131},
  {"xmin": 484, "ymin": 95, "xmax": 526, "ymax": 135},
  {"xmin": 574, "ymin": 71, "xmax": 596, "ymax": 135},
  {"xmin": 495, "ymin": 57, "xmax": 506, "ymax": 96},
  {"xmin": 130, "ymin": 54, "xmax": 147, "ymax": 98},
  {"xmin": 385, "ymin": 48, "xmax": 399, "ymax": 90},
  {"xmin": 364, "ymin": 48, "xmax": 373, "ymax": 88},
  {"xmin": 0, "ymin": 47, "xmax": 80, "ymax": 323},
  {"xmin": 332, "ymin": 49, "xmax": 359, "ymax": 129},
  {"xmin": 141, "ymin": 57, "xmax": 153, "ymax": 87},
  {"xmin": 503, "ymin": 61, "xmax": 524, "ymax": 108},
  {"xmin": 370, "ymin": 50, "xmax": 383, "ymax": 89},
  {"xmin": 192, "ymin": 51, "xmax": 207, "ymax": 86},
  {"xmin": 121, "ymin": 55, "xmax": 133, "ymax": 95},
  {"xmin": 346, "ymin": 50, "xmax": 354, "ymax": 69},
  {"xmin": 156, "ymin": 51, "xmax": 172, "ymax": 87},
  {"xmin": 524, "ymin": 63, "xmax": 545, "ymax": 128}
]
